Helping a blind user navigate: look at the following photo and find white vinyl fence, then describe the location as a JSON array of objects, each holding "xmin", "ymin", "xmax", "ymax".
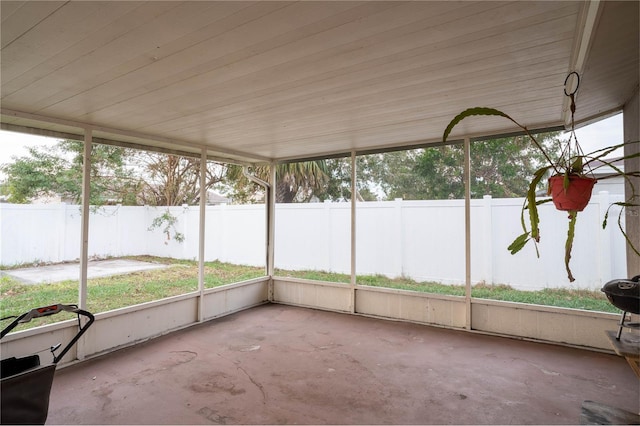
[{"xmin": 0, "ymin": 191, "xmax": 627, "ymax": 291}]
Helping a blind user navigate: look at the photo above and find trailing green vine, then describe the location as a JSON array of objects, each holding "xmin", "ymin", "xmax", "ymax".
[{"xmin": 148, "ymin": 209, "xmax": 185, "ymax": 244}]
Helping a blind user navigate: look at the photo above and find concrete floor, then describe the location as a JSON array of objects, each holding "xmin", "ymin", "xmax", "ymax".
[
  {"xmin": 46, "ymin": 304, "xmax": 639, "ymax": 425},
  {"xmin": 2, "ymin": 259, "xmax": 169, "ymax": 284}
]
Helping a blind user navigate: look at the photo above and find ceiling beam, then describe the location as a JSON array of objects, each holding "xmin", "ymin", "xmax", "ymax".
[
  {"xmin": 1, "ymin": 108, "xmax": 270, "ymax": 164},
  {"xmin": 563, "ymin": 0, "xmax": 602, "ymax": 128}
]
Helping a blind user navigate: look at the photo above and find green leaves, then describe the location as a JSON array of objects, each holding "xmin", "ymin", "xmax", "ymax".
[
  {"xmin": 227, "ymin": 160, "xmax": 330, "ymax": 203},
  {"xmin": 526, "ymin": 167, "xmax": 550, "ymax": 241},
  {"xmin": 603, "ymin": 201, "xmax": 640, "ymax": 257},
  {"xmin": 442, "ymin": 107, "xmax": 521, "ymax": 143},
  {"xmin": 564, "ymin": 212, "xmax": 577, "ymax": 282},
  {"xmin": 148, "ymin": 209, "xmax": 185, "ymax": 244},
  {"xmin": 0, "ymin": 139, "xmax": 139, "ymax": 205},
  {"xmin": 443, "ymin": 102, "xmax": 639, "ymax": 282},
  {"xmin": 570, "ymin": 156, "xmax": 583, "ymax": 174},
  {"xmin": 508, "ymin": 232, "xmax": 531, "ymax": 255}
]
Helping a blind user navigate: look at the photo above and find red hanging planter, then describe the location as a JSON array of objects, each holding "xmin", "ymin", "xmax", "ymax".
[{"xmin": 548, "ymin": 174, "xmax": 597, "ymax": 212}]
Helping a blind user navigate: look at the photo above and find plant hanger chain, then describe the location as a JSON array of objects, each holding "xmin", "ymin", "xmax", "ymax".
[
  {"xmin": 564, "ymin": 71, "xmax": 580, "ymax": 126},
  {"xmin": 562, "ymin": 71, "xmax": 590, "ymax": 175}
]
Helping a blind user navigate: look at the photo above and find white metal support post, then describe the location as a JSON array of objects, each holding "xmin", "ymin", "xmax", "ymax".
[
  {"xmin": 464, "ymin": 138, "xmax": 472, "ymax": 330},
  {"xmin": 79, "ymin": 130, "xmax": 92, "ymax": 311},
  {"xmin": 350, "ymin": 151, "xmax": 357, "ymax": 313},
  {"xmin": 197, "ymin": 149, "xmax": 207, "ymax": 322},
  {"xmin": 241, "ymin": 165, "xmax": 273, "ymax": 299},
  {"xmin": 268, "ymin": 164, "xmax": 276, "ymax": 300},
  {"xmin": 77, "ymin": 129, "xmax": 92, "ymax": 360},
  {"xmin": 623, "ymin": 88, "xmax": 639, "ymax": 277}
]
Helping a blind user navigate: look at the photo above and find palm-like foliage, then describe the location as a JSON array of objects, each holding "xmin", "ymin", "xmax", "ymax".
[{"xmin": 226, "ymin": 161, "xmax": 329, "ymax": 203}]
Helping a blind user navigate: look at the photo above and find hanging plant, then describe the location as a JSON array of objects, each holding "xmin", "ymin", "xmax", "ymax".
[{"xmin": 443, "ymin": 72, "xmax": 640, "ymax": 282}]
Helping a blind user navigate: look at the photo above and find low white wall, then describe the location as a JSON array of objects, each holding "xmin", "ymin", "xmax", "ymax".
[
  {"xmin": 471, "ymin": 299, "xmax": 619, "ymax": 349},
  {"xmin": 355, "ymin": 287, "xmax": 467, "ymax": 328},
  {"xmin": 1, "ymin": 280, "xmax": 622, "ymax": 374},
  {"xmin": 0, "ymin": 278, "xmax": 270, "ymax": 366},
  {"xmin": 202, "ymin": 277, "xmax": 269, "ymax": 321},
  {"xmin": 272, "ymin": 278, "xmax": 621, "ymax": 351},
  {"xmin": 0, "ymin": 192, "xmax": 628, "ymax": 290},
  {"xmin": 273, "ymin": 278, "xmax": 352, "ymax": 312}
]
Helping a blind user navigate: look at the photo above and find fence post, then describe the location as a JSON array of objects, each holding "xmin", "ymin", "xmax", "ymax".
[
  {"xmin": 181, "ymin": 204, "xmax": 189, "ymax": 259},
  {"xmin": 115, "ymin": 204, "xmax": 122, "ymax": 257},
  {"xmin": 324, "ymin": 200, "xmax": 332, "ymax": 272},
  {"xmin": 393, "ymin": 198, "xmax": 403, "ymax": 278},
  {"xmin": 598, "ymin": 191, "xmax": 612, "ymax": 285},
  {"xmin": 483, "ymin": 195, "xmax": 493, "ymax": 285},
  {"xmin": 220, "ymin": 202, "xmax": 227, "ymax": 262},
  {"xmin": 57, "ymin": 204, "xmax": 66, "ymax": 263},
  {"xmin": 144, "ymin": 205, "xmax": 150, "ymax": 256}
]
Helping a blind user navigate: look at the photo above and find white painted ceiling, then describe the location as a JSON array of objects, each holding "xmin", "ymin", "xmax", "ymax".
[{"xmin": 1, "ymin": 1, "xmax": 638, "ymax": 164}]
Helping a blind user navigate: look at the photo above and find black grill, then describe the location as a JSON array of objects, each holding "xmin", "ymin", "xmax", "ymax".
[{"xmin": 601, "ymin": 275, "xmax": 640, "ymax": 340}]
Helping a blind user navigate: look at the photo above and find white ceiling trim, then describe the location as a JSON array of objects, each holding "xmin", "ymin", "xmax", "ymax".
[
  {"xmin": 0, "ymin": 108, "xmax": 268, "ymax": 164},
  {"xmin": 562, "ymin": 0, "xmax": 601, "ymax": 128}
]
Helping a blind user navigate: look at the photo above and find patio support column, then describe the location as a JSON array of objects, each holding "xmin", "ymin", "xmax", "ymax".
[
  {"xmin": 197, "ymin": 148, "xmax": 206, "ymax": 322},
  {"xmin": 79, "ymin": 128, "xmax": 92, "ymax": 312},
  {"xmin": 268, "ymin": 164, "xmax": 276, "ymax": 299},
  {"xmin": 242, "ymin": 165, "xmax": 272, "ymax": 299},
  {"xmin": 623, "ymin": 88, "xmax": 639, "ymax": 277},
  {"xmin": 350, "ymin": 150, "xmax": 356, "ymax": 314},
  {"xmin": 77, "ymin": 128, "xmax": 92, "ymax": 361},
  {"xmin": 464, "ymin": 137, "xmax": 472, "ymax": 330}
]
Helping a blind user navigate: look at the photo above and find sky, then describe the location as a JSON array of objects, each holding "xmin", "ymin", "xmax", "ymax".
[
  {"xmin": 0, "ymin": 130, "xmax": 62, "ymax": 164},
  {"xmin": 0, "ymin": 113, "xmax": 625, "ymax": 169}
]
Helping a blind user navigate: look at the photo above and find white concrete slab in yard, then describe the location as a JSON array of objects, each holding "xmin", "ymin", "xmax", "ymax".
[{"xmin": 2, "ymin": 259, "xmax": 169, "ymax": 284}]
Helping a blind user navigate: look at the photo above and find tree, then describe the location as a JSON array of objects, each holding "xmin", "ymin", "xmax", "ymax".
[
  {"xmin": 1, "ymin": 132, "xmax": 563, "ymax": 205},
  {"xmin": 316, "ymin": 155, "xmax": 402, "ymax": 202},
  {"xmin": 359, "ymin": 150, "xmax": 433, "ymax": 201},
  {"xmin": 1, "ymin": 140, "xmax": 137, "ymax": 205},
  {"xmin": 412, "ymin": 145, "xmax": 464, "ymax": 200},
  {"xmin": 131, "ymin": 151, "xmax": 229, "ymax": 206},
  {"xmin": 321, "ymin": 132, "xmax": 563, "ymax": 201},
  {"xmin": 313, "ymin": 150, "xmax": 457, "ymax": 202},
  {"xmin": 316, "ymin": 157, "xmax": 358, "ymax": 201},
  {"xmin": 468, "ymin": 135, "xmax": 557, "ymax": 198},
  {"xmin": 305, "ymin": 132, "xmax": 563, "ymax": 202},
  {"xmin": 414, "ymin": 133, "xmax": 562, "ymax": 199},
  {"xmin": 225, "ymin": 161, "xmax": 329, "ymax": 203},
  {"xmin": 0, "ymin": 139, "xmax": 230, "ymax": 206}
]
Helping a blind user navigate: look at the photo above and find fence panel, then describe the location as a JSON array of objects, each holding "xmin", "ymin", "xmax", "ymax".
[{"xmin": 0, "ymin": 193, "xmax": 627, "ymax": 291}]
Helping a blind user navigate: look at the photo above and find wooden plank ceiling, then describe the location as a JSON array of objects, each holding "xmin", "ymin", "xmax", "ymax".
[{"xmin": 1, "ymin": 1, "xmax": 638, "ymax": 164}]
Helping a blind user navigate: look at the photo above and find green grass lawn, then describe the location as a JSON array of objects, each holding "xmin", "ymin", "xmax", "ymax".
[
  {"xmin": 1, "ymin": 257, "xmax": 618, "ymax": 332},
  {"xmin": 0, "ymin": 256, "xmax": 266, "ymax": 330}
]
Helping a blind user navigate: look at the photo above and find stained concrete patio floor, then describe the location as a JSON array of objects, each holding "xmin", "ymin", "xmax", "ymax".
[{"xmin": 45, "ymin": 304, "xmax": 640, "ymax": 425}]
